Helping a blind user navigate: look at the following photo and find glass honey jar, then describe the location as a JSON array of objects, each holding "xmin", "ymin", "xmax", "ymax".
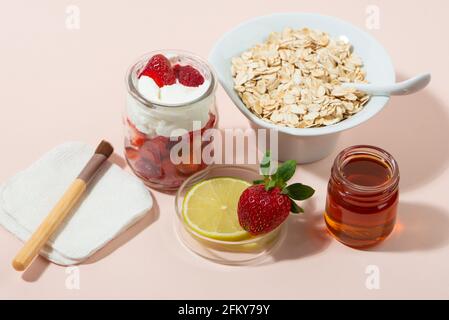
[{"xmin": 325, "ymin": 145, "xmax": 400, "ymax": 248}]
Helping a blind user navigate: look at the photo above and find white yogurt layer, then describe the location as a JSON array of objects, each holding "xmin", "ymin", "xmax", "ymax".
[
  {"xmin": 138, "ymin": 75, "xmax": 210, "ymax": 105},
  {"xmin": 127, "ymin": 75, "xmax": 213, "ymax": 138}
]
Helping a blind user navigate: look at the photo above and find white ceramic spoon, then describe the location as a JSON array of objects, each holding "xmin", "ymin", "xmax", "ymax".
[{"xmin": 342, "ymin": 73, "xmax": 431, "ymax": 96}]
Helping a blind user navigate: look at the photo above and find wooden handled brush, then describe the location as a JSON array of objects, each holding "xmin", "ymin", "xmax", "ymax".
[{"xmin": 12, "ymin": 140, "xmax": 114, "ymax": 271}]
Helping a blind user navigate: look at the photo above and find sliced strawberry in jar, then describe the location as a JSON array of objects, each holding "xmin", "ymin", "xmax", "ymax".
[
  {"xmin": 134, "ymin": 158, "xmax": 163, "ymax": 180},
  {"xmin": 140, "ymin": 140, "xmax": 162, "ymax": 165},
  {"xmin": 133, "ymin": 141, "xmax": 164, "ymax": 179},
  {"xmin": 161, "ymin": 158, "xmax": 176, "ymax": 174},
  {"xmin": 127, "ymin": 119, "xmax": 147, "ymax": 147},
  {"xmin": 175, "ymin": 148, "xmax": 202, "ymax": 176},
  {"xmin": 125, "ymin": 147, "xmax": 140, "ymax": 160},
  {"xmin": 150, "ymin": 135, "xmax": 171, "ymax": 158},
  {"xmin": 132, "ymin": 135, "xmax": 146, "ymax": 148},
  {"xmin": 161, "ymin": 158, "xmax": 185, "ymax": 187}
]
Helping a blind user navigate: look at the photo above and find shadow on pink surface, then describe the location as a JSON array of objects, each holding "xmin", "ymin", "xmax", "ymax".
[
  {"xmin": 268, "ymin": 201, "xmax": 449, "ymax": 260},
  {"xmin": 304, "ymin": 77, "xmax": 449, "ymax": 192},
  {"xmin": 22, "ymin": 256, "xmax": 50, "ymax": 282},
  {"xmin": 21, "ymin": 201, "xmax": 159, "ymax": 282},
  {"xmin": 371, "ymin": 202, "xmax": 449, "ymax": 252},
  {"xmin": 109, "ymin": 152, "xmax": 127, "ymax": 169},
  {"xmin": 270, "ymin": 198, "xmax": 331, "ymax": 262}
]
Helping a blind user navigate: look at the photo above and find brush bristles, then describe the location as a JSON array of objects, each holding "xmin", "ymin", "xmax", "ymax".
[{"xmin": 95, "ymin": 140, "xmax": 114, "ymax": 158}]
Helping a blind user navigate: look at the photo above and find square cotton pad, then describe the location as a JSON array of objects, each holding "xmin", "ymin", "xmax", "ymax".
[{"xmin": 0, "ymin": 142, "xmax": 153, "ymax": 265}]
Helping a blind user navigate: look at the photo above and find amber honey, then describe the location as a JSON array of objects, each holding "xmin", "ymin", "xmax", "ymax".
[{"xmin": 325, "ymin": 146, "xmax": 400, "ymax": 248}]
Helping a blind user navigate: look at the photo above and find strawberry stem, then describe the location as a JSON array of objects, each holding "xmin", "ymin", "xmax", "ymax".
[{"xmin": 256, "ymin": 150, "xmax": 315, "ymax": 213}]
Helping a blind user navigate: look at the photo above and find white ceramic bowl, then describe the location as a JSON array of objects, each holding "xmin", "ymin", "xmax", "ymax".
[{"xmin": 209, "ymin": 13, "xmax": 395, "ymax": 163}]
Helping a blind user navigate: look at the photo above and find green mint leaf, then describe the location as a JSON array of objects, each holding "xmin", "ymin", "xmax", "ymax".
[
  {"xmin": 260, "ymin": 150, "xmax": 271, "ymax": 177},
  {"xmin": 290, "ymin": 199, "xmax": 301, "ymax": 213},
  {"xmin": 290, "ymin": 200, "xmax": 305, "ymax": 214},
  {"xmin": 261, "ymin": 150, "xmax": 271, "ymax": 166},
  {"xmin": 265, "ymin": 179, "xmax": 276, "ymax": 191},
  {"xmin": 253, "ymin": 179, "xmax": 265, "ymax": 185},
  {"xmin": 275, "ymin": 160, "xmax": 297, "ymax": 184},
  {"xmin": 277, "ymin": 181, "xmax": 287, "ymax": 190},
  {"xmin": 286, "ymin": 183, "xmax": 315, "ymax": 201}
]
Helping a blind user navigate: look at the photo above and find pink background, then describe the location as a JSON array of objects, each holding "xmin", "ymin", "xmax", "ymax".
[{"xmin": 1, "ymin": 0, "xmax": 448, "ymax": 299}]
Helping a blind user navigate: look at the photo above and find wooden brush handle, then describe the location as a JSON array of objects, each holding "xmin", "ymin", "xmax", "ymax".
[{"xmin": 12, "ymin": 179, "xmax": 87, "ymax": 271}]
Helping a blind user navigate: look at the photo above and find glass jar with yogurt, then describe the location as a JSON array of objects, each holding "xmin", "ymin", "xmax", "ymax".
[{"xmin": 124, "ymin": 50, "xmax": 217, "ymax": 191}]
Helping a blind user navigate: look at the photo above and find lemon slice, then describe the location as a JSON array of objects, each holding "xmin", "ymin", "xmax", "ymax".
[{"xmin": 182, "ymin": 177, "xmax": 252, "ymax": 241}]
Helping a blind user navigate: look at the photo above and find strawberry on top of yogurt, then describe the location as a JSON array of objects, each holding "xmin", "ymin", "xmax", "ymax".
[
  {"xmin": 138, "ymin": 54, "xmax": 209, "ymax": 105},
  {"xmin": 125, "ymin": 51, "xmax": 217, "ymax": 190}
]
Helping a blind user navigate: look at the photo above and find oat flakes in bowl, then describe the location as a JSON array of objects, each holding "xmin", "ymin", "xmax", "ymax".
[
  {"xmin": 209, "ymin": 13, "xmax": 395, "ymax": 163},
  {"xmin": 232, "ymin": 27, "xmax": 370, "ymax": 129}
]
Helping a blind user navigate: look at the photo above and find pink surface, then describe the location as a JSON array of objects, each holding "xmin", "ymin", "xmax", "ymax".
[{"xmin": 1, "ymin": 0, "xmax": 448, "ymax": 299}]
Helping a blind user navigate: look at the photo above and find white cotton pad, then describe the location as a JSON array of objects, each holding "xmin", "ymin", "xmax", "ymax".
[{"xmin": 0, "ymin": 142, "xmax": 153, "ymax": 265}]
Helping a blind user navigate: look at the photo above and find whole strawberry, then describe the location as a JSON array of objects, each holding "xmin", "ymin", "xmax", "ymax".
[
  {"xmin": 238, "ymin": 185, "xmax": 291, "ymax": 235},
  {"xmin": 238, "ymin": 151, "xmax": 315, "ymax": 235}
]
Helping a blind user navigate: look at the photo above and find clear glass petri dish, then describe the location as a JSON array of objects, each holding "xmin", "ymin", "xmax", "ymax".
[{"xmin": 174, "ymin": 165, "xmax": 286, "ymax": 265}]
